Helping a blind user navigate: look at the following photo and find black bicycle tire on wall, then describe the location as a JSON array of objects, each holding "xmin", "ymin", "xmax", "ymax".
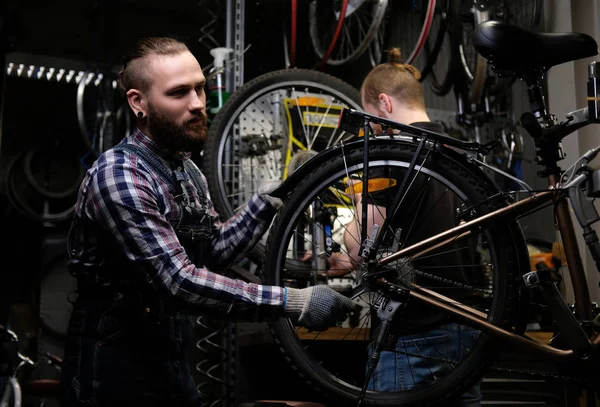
[
  {"xmin": 203, "ymin": 68, "xmax": 362, "ymax": 219},
  {"xmin": 428, "ymin": 0, "xmax": 461, "ymax": 96},
  {"xmin": 263, "ymin": 140, "xmax": 528, "ymax": 406}
]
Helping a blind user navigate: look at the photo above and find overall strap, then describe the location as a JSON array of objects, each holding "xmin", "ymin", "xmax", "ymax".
[
  {"xmin": 183, "ymin": 160, "xmax": 208, "ymax": 199},
  {"xmin": 112, "ymin": 143, "xmax": 206, "ymax": 199},
  {"xmin": 111, "ymin": 143, "xmax": 179, "ymax": 192}
]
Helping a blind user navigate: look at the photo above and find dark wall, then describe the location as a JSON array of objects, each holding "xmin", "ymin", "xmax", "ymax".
[
  {"xmin": 243, "ymin": 0, "xmax": 374, "ymax": 88},
  {"xmin": 4, "ymin": 0, "xmax": 226, "ymax": 72},
  {"xmin": 3, "ymin": 0, "xmax": 372, "ymax": 84}
]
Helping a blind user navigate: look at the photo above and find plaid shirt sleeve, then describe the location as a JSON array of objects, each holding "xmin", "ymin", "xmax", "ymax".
[
  {"xmin": 84, "ymin": 150, "xmax": 285, "ymax": 322},
  {"xmin": 192, "ymin": 169, "xmax": 279, "ymax": 269}
]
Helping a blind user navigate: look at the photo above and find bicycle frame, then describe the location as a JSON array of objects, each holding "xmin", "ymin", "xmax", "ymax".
[
  {"xmin": 0, "ymin": 377, "xmax": 22, "ymax": 407},
  {"xmin": 0, "ymin": 325, "xmax": 34, "ymax": 407},
  {"xmin": 337, "ymin": 107, "xmax": 600, "ymax": 365},
  {"xmin": 385, "ymin": 187, "xmax": 590, "ymax": 362}
]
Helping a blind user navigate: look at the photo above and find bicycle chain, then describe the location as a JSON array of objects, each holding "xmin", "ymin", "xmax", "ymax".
[
  {"xmin": 413, "ymin": 269, "xmax": 491, "ymax": 295},
  {"xmin": 412, "ymin": 269, "xmax": 550, "ymax": 311},
  {"xmin": 487, "ymin": 364, "xmax": 588, "ymax": 383}
]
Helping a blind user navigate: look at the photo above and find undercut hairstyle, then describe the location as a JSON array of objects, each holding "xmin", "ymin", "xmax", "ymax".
[
  {"xmin": 117, "ymin": 37, "xmax": 190, "ymax": 93},
  {"xmin": 361, "ymin": 47, "xmax": 426, "ymax": 111}
]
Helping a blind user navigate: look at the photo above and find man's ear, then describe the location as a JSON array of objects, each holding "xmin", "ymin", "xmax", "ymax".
[
  {"xmin": 377, "ymin": 93, "xmax": 393, "ymax": 116},
  {"xmin": 127, "ymin": 89, "xmax": 146, "ymax": 116}
]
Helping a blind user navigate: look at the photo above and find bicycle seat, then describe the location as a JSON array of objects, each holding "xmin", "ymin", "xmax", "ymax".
[{"xmin": 473, "ymin": 20, "xmax": 598, "ymax": 77}]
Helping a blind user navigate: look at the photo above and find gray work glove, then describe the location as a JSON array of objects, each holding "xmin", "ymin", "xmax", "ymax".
[
  {"xmin": 284, "ymin": 285, "xmax": 357, "ymax": 331},
  {"xmin": 258, "ymin": 180, "xmax": 283, "ymax": 209}
]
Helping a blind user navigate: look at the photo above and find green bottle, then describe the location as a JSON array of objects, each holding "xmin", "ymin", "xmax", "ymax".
[{"xmin": 208, "ymin": 47, "xmax": 233, "ymax": 120}]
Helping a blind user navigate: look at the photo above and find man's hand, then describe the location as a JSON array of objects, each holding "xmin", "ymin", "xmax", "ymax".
[
  {"xmin": 284, "ymin": 285, "xmax": 357, "ymax": 331},
  {"xmin": 258, "ymin": 180, "xmax": 283, "ymax": 209},
  {"xmin": 300, "ymin": 251, "xmax": 354, "ymax": 277}
]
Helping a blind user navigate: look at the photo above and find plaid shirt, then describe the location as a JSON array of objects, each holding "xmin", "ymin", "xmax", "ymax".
[{"xmin": 68, "ymin": 129, "xmax": 284, "ymax": 321}]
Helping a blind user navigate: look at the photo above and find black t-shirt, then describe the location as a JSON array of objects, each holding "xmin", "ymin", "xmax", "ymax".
[{"xmin": 368, "ymin": 122, "xmax": 482, "ymax": 333}]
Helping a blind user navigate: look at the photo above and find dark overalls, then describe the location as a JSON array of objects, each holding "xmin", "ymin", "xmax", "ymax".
[{"xmin": 61, "ymin": 144, "xmax": 211, "ymax": 407}]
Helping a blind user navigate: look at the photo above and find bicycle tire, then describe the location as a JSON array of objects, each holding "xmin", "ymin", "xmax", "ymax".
[
  {"xmin": 309, "ymin": 0, "xmax": 388, "ymax": 66},
  {"xmin": 290, "ymin": 0, "xmax": 298, "ymax": 67},
  {"xmin": 263, "ymin": 140, "xmax": 527, "ymax": 406},
  {"xmin": 5, "ymin": 154, "xmax": 75, "ymax": 223},
  {"xmin": 367, "ymin": 0, "xmax": 439, "ymax": 75},
  {"xmin": 457, "ymin": 0, "xmax": 490, "ymax": 104},
  {"xmin": 203, "ymin": 68, "xmax": 362, "ymax": 219},
  {"xmin": 417, "ymin": 0, "xmax": 449, "ymax": 82},
  {"xmin": 428, "ymin": 0, "xmax": 461, "ymax": 96},
  {"xmin": 376, "ymin": 0, "xmax": 433, "ymax": 67},
  {"xmin": 23, "ymin": 147, "xmax": 84, "ymax": 200}
]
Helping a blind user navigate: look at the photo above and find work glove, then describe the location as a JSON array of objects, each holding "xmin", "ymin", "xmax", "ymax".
[
  {"xmin": 258, "ymin": 180, "xmax": 283, "ymax": 209},
  {"xmin": 284, "ymin": 285, "xmax": 357, "ymax": 331}
]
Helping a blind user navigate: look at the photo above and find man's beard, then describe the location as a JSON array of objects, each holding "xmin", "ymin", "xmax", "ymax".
[{"xmin": 147, "ymin": 104, "xmax": 208, "ymax": 153}]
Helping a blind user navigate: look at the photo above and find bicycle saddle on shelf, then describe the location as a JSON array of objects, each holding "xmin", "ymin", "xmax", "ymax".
[{"xmin": 473, "ymin": 20, "xmax": 598, "ymax": 78}]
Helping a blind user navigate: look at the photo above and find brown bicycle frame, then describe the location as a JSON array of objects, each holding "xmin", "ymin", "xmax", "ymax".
[{"xmin": 377, "ymin": 183, "xmax": 597, "ymax": 362}]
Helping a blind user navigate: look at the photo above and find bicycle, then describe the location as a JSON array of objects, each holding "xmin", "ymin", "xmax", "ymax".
[
  {"xmin": 1, "ymin": 324, "xmax": 63, "ymax": 407},
  {"xmin": 262, "ymin": 20, "xmax": 600, "ymax": 406},
  {"xmin": 1, "ymin": 325, "xmax": 34, "ymax": 407}
]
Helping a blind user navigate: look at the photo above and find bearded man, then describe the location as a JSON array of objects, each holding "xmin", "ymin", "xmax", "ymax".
[{"xmin": 60, "ymin": 37, "xmax": 355, "ymax": 407}]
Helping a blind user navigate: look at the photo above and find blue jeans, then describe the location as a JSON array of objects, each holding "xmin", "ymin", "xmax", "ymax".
[
  {"xmin": 368, "ymin": 323, "xmax": 482, "ymax": 406},
  {"xmin": 61, "ymin": 295, "xmax": 204, "ymax": 407}
]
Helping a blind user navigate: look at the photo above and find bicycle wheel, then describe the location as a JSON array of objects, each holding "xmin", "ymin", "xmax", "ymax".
[
  {"xmin": 203, "ymin": 69, "xmax": 362, "ymax": 218},
  {"xmin": 428, "ymin": 0, "xmax": 461, "ymax": 96},
  {"xmin": 264, "ymin": 140, "xmax": 528, "ymax": 406},
  {"xmin": 458, "ymin": 0, "xmax": 490, "ymax": 104},
  {"xmin": 309, "ymin": 0, "xmax": 388, "ymax": 66},
  {"xmin": 376, "ymin": 0, "xmax": 436, "ymax": 74}
]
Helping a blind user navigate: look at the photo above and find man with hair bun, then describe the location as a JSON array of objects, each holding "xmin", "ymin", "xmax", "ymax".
[
  {"xmin": 60, "ymin": 37, "xmax": 356, "ymax": 407},
  {"xmin": 355, "ymin": 48, "xmax": 482, "ymax": 405}
]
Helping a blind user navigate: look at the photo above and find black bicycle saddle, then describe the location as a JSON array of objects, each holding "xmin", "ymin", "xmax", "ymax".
[{"xmin": 473, "ymin": 20, "xmax": 598, "ymax": 77}]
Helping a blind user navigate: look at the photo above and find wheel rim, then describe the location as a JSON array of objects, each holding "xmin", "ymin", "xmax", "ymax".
[
  {"xmin": 266, "ymin": 147, "xmax": 515, "ymax": 405},
  {"xmin": 309, "ymin": 0, "xmax": 388, "ymax": 66},
  {"xmin": 214, "ymin": 80, "xmax": 361, "ymax": 215},
  {"xmin": 376, "ymin": 0, "xmax": 434, "ymax": 71}
]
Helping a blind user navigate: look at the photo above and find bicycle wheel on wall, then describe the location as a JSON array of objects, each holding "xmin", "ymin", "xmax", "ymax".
[
  {"xmin": 263, "ymin": 140, "xmax": 528, "ymax": 406},
  {"xmin": 428, "ymin": 0, "xmax": 461, "ymax": 96},
  {"xmin": 203, "ymin": 69, "xmax": 362, "ymax": 218},
  {"xmin": 458, "ymin": 0, "xmax": 543, "ymax": 102},
  {"xmin": 457, "ymin": 0, "xmax": 490, "ymax": 104},
  {"xmin": 374, "ymin": 0, "xmax": 437, "ymax": 74},
  {"xmin": 309, "ymin": 0, "xmax": 388, "ymax": 66}
]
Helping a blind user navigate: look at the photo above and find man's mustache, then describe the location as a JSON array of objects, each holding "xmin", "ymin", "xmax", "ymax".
[{"xmin": 187, "ymin": 113, "xmax": 207, "ymax": 125}]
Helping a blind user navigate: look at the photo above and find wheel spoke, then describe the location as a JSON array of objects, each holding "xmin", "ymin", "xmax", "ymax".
[{"xmin": 263, "ymin": 141, "xmax": 523, "ymax": 404}]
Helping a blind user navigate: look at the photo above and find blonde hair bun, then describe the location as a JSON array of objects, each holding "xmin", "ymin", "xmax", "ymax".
[{"xmin": 384, "ymin": 47, "xmax": 421, "ymax": 81}]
